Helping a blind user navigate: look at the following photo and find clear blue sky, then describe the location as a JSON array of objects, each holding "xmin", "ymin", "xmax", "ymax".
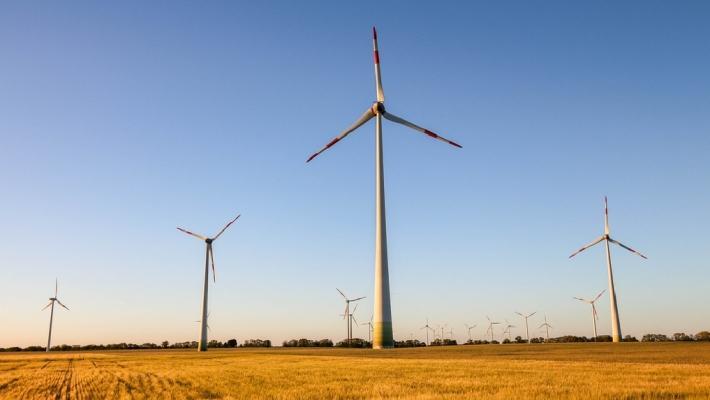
[{"xmin": 1, "ymin": 1, "xmax": 709, "ymax": 347}]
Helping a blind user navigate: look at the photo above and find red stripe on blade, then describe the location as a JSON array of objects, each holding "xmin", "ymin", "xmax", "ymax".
[{"xmin": 374, "ymin": 50, "xmax": 380, "ymax": 64}]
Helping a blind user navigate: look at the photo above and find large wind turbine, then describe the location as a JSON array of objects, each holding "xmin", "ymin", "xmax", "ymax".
[
  {"xmin": 539, "ymin": 315, "xmax": 552, "ymax": 342},
  {"xmin": 574, "ymin": 289, "xmax": 606, "ymax": 341},
  {"xmin": 307, "ymin": 27, "xmax": 462, "ymax": 349},
  {"xmin": 177, "ymin": 214, "xmax": 240, "ymax": 352},
  {"xmin": 42, "ymin": 279, "xmax": 69, "ymax": 352},
  {"xmin": 503, "ymin": 320, "xmax": 515, "ymax": 341},
  {"xmin": 337, "ymin": 288, "xmax": 365, "ymax": 345},
  {"xmin": 569, "ymin": 197, "xmax": 647, "ymax": 343},
  {"xmin": 515, "ymin": 311, "xmax": 536, "ymax": 343}
]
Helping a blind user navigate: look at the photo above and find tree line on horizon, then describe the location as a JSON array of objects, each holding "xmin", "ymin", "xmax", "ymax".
[{"xmin": 1, "ymin": 331, "xmax": 708, "ymax": 352}]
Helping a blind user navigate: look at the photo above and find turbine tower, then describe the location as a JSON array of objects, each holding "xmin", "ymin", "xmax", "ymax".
[
  {"xmin": 515, "ymin": 311, "xmax": 536, "ymax": 343},
  {"xmin": 485, "ymin": 317, "xmax": 500, "ymax": 343},
  {"xmin": 177, "ymin": 214, "xmax": 240, "ymax": 352},
  {"xmin": 574, "ymin": 289, "xmax": 606, "ymax": 341},
  {"xmin": 538, "ymin": 315, "xmax": 553, "ymax": 343},
  {"xmin": 569, "ymin": 197, "xmax": 647, "ymax": 342},
  {"xmin": 337, "ymin": 288, "xmax": 365, "ymax": 346},
  {"xmin": 362, "ymin": 316, "xmax": 374, "ymax": 343},
  {"xmin": 420, "ymin": 318, "xmax": 434, "ymax": 346},
  {"xmin": 42, "ymin": 279, "xmax": 69, "ymax": 352},
  {"xmin": 307, "ymin": 27, "xmax": 462, "ymax": 349}
]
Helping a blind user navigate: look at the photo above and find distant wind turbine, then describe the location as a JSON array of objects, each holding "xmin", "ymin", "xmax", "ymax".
[
  {"xmin": 538, "ymin": 315, "xmax": 553, "ymax": 343},
  {"xmin": 574, "ymin": 289, "xmax": 606, "ymax": 341},
  {"xmin": 337, "ymin": 288, "xmax": 365, "ymax": 345},
  {"xmin": 42, "ymin": 279, "xmax": 69, "ymax": 352},
  {"xmin": 465, "ymin": 323, "xmax": 477, "ymax": 342},
  {"xmin": 420, "ymin": 318, "xmax": 435, "ymax": 346},
  {"xmin": 515, "ymin": 311, "xmax": 537, "ymax": 343},
  {"xmin": 306, "ymin": 27, "xmax": 462, "ymax": 349},
  {"xmin": 177, "ymin": 214, "xmax": 240, "ymax": 352},
  {"xmin": 503, "ymin": 320, "xmax": 515, "ymax": 341},
  {"xmin": 362, "ymin": 316, "xmax": 374, "ymax": 343},
  {"xmin": 569, "ymin": 197, "xmax": 647, "ymax": 343},
  {"xmin": 486, "ymin": 317, "xmax": 501, "ymax": 343}
]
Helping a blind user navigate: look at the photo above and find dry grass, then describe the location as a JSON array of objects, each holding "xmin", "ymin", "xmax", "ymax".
[{"xmin": 1, "ymin": 343, "xmax": 710, "ymax": 399}]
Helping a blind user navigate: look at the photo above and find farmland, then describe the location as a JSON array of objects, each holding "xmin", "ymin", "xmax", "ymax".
[{"xmin": 1, "ymin": 343, "xmax": 710, "ymax": 399}]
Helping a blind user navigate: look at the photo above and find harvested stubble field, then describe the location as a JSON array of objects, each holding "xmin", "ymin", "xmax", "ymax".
[{"xmin": 1, "ymin": 343, "xmax": 709, "ymax": 399}]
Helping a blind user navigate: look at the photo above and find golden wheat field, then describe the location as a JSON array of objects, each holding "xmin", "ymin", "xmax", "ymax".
[{"xmin": 1, "ymin": 343, "xmax": 710, "ymax": 399}]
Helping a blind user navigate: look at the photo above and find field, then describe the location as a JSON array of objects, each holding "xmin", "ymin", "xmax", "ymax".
[{"xmin": 1, "ymin": 343, "xmax": 710, "ymax": 399}]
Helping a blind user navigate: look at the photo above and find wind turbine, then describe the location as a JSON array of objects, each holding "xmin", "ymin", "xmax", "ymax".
[
  {"xmin": 362, "ymin": 316, "xmax": 374, "ymax": 343},
  {"xmin": 42, "ymin": 279, "xmax": 69, "ymax": 352},
  {"xmin": 503, "ymin": 320, "xmax": 515, "ymax": 341},
  {"xmin": 569, "ymin": 197, "xmax": 647, "ymax": 343},
  {"xmin": 307, "ymin": 27, "xmax": 462, "ymax": 349},
  {"xmin": 515, "ymin": 311, "xmax": 536, "ymax": 343},
  {"xmin": 420, "ymin": 318, "xmax": 435, "ymax": 346},
  {"xmin": 574, "ymin": 289, "xmax": 606, "ymax": 341},
  {"xmin": 177, "ymin": 214, "xmax": 240, "ymax": 352},
  {"xmin": 465, "ymin": 323, "xmax": 477, "ymax": 342},
  {"xmin": 538, "ymin": 315, "xmax": 553, "ymax": 343},
  {"xmin": 485, "ymin": 317, "xmax": 500, "ymax": 343},
  {"xmin": 337, "ymin": 288, "xmax": 365, "ymax": 345},
  {"xmin": 447, "ymin": 328, "xmax": 455, "ymax": 341}
]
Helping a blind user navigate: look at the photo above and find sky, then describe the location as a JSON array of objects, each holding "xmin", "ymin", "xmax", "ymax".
[{"xmin": 1, "ymin": 1, "xmax": 709, "ymax": 347}]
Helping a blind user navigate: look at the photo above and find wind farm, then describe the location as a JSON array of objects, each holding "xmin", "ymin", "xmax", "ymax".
[{"xmin": 3, "ymin": 2, "xmax": 710, "ymax": 399}]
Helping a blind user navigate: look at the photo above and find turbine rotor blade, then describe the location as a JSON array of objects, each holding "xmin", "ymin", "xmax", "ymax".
[
  {"xmin": 608, "ymin": 238, "xmax": 648, "ymax": 259},
  {"xmin": 373, "ymin": 26, "xmax": 384, "ymax": 102},
  {"xmin": 529, "ymin": 312, "xmax": 537, "ymax": 318},
  {"xmin": 569, "ymin": 236, "xmax": 605, "ymax": 258},
  {"xmin": 42, "ymin": 301, "xmax": 52, "ymax": 311},
  {"xmin": 55, "ymin": 279, "xmax": 58, "ymax": 297},
  {"xmin": 177, "ymin": 227, "xmax": 207, "ymax": 241},
  {"xmin": 351, "ymin": 296, "xmax": 365, "ymax": 302},
  {"xmin": 381, "ymin": 111, "xmax": 462, "ymax": 148},
  {"xmin": 604, "ymin": 196, "xmax": 610, "ymax": 235},
  {"xmin": 213, "ymin": 214, "xmax": 240, "ymax": 240},
  {"xmin": 352, "ymin": 303, "xmax": 359, "ymax": 315},
  {"xmin": 306, "ymin": 107, "xmax": 376, "ymax": 163},
  {"xmin": 336, "ymin": 288, "xmax": 347, "ymax": 299},
  {"xmin": 209, "ymin": 245, "xmax": 216, "ymax": 283},
  {"xmin": 593, "ymin": 289, "xmax": 607, "ymax": 302},
  {"xmin": 573, "ymin": 297, "xmax": 588, "ymax": 302},
  {"xmin": 56, "ymin": 300, "xmax": 69, "ymax": 311}
]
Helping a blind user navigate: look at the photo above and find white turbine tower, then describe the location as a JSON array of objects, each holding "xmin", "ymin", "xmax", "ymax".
[
  {"xmin": 574, "ymin": 289, "xmax": 606, "ymax": 341},
  {"xmin": 515, "ymin": 311, "xmax": 536, "ymax": 343},
  {"xmin": 420, "ymin": 318, "xmax": 435, "ymax": 346},
  {"xmin": 569, "ymin": 197, "xmax": 647, "ymax": 343},
  {"xmin": 485, "ymin": 317, "xmax": 500, "ymax": 343},
  {"xmin": 539, "ymin": 315, "xmax": 553, "ymax": 343},
  {"xmin": 177, "ymin": 214, "xmax": 240, "ymax": 352},
  {"xmin": 42, "ymin": 279, "xmax": 69, "ymax": 352},
  {"xmin": 307, "ymin": 27, "xmax": 462, "ymax": 349},
  {"xmin": 337, "ymin": 288, "xmax": 365, "ymax": 346}
]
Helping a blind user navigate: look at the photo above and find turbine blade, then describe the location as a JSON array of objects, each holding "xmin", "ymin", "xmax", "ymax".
[
  {"xmin": 373, "ymin": 26, "xmax": 384, "ymax": 102},
  {"xmin": 381, "ymin": 111, "xmax": 462, "ymax": 148},
  {"xmin": 569, "ymin": 236, "xmax": 605, "ymax": 258},
  {"xmin": 529, "ymin": 312, "xmax": 537, "ymax": 318},
  {"xmin": 352, "ymin": 314, "xmax": 359, "ymax": 325},
  {"xmin": 56, "ymin": 300, "xmax": 69, "ymax": 311},
  {"xmin": 209, "ymin": 245, "xmax": 216, "ymax": 283},
  {"xmin": 608, "ymin": 238, "xmax": 648, "ymax": 259},
  {"xmin": 351, "ymin": 296, "xmax": 365, "ymax": 302},
  {"xmin": 604, "ymin": 196, "xmax": 610, "ymax": 235},
  {"xmin": 336, "ymin": 288, "xmax": 347, "ymax": 299},
  {"xmin": 593, "ymin": 289, "xmax": 606, "ymax": 302},
  {"xmin": 306, "ymin": 108, "xmax": 375, "ymax": 162},
  {"xmin": 352, "ymin": 303, "xmax": 359, "ymax": 315},
  {"xmin": 515, "ymin": 312, "xmax": 522, "ymax": 317},
  {"xmin": 343, "ymin": 303, "xmax": 348, "ymax": 319},
  {"xmin": 177, "ymin": 227, "xmax": 207, "ymax": 241},
  {"xmin": 42, "ymin": 301, "xmax": 52, "ymax": 311},
  {"xmin": 213, "ymin": 214, "xmax": 240, "ymax": 240},
  {"xmin": 573, "ymin": 297, "xmax": 588, "ymax": 302},
  {"xmin": 55, "ymin": 279, "xmax": 58, "ymax": 297}
]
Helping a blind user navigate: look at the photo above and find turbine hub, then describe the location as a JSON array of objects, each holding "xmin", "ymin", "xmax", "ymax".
[
  {"xmin": 372, "ymin": 102, "xmax": 385, "ymax": 115},
  {"xmin": 205, "ymin": 238, "xmax": 213, "ymax": 244}
]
